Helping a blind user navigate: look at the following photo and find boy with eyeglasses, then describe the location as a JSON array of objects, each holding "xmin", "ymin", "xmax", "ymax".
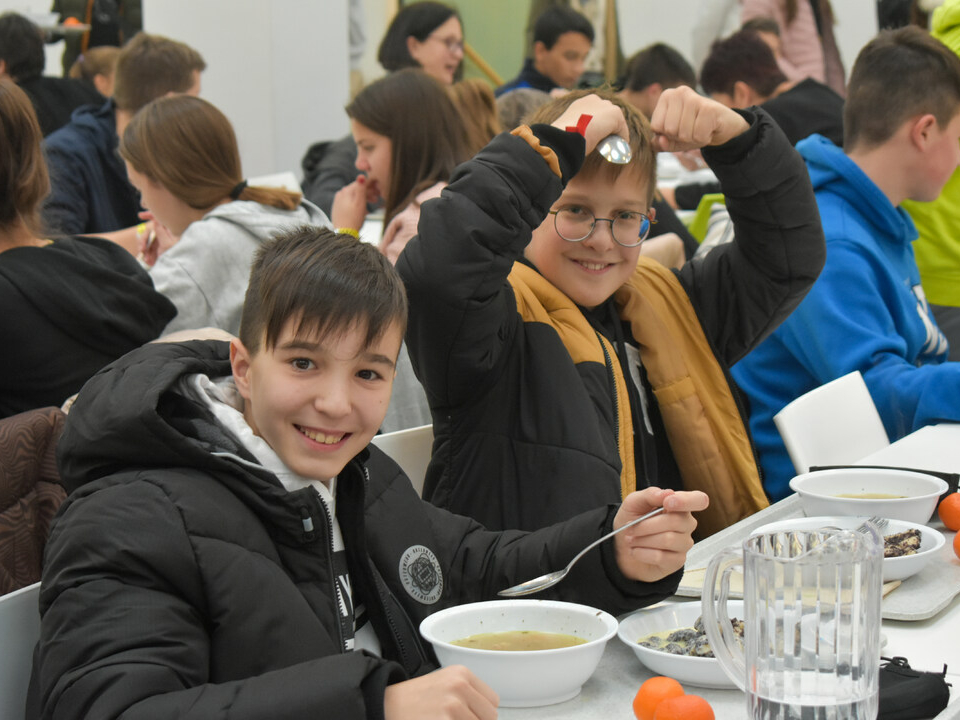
[{"xmin": 397, "ymin": 87, "xmax": 826, "ymax": 537}]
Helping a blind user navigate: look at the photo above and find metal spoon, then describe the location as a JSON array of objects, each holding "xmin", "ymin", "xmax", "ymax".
[
  {"xmin": 498, "ymin": 507, "xmax": 665, "ymax": 597},
  {"xmin": 597, "ymin": 134, "xmax": 632, "ymax": 164}
]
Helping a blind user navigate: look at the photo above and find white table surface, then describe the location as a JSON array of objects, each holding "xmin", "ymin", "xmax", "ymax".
[
  {"xmin": 857, "ymin": 423, "xmax": 960, "ymax": 477},
  {"xmin": 499, "ymin": 425, "xmax": 960, "ymax": 719}
]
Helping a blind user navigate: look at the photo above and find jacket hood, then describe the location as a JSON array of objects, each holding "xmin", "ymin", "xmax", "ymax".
[
  {"xmin": 56, "ymin": 338, "xmax": 364, "ymax": 550},
  {"xmin": 797, "ymin": 133, "xmax": 916, "ymax": 244},
  {"xmin": 198, "ymin": 199, "xmax": 330, "ymax": 241},
  {"xmin": 0, "ymin": 237, "xmax": 175, "ymax": 355},
  {"xmin": 933, "ymin": 0, "xmax": 960, "ymax": 54},
  {"xmin": 58, "ymin": 340, "xmax": 254, "ymax": 492}
]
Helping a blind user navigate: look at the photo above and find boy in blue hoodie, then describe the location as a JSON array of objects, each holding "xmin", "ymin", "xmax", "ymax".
[{"xmin": 733, "ymin": 26, "xmax": 960, "ymax": 500}]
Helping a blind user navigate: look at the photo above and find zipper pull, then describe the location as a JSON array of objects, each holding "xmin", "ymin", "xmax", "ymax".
[{"xmin": 299, "ymin": 505, "xmax": 315, "ymax": 537}]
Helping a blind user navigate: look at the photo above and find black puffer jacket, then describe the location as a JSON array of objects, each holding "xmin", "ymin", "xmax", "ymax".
[
  {"xmin": 28, "ymin": 340, "xmax": 678, "ymax": 720},
  {"xmin": 397, "ymin": 110, "xmax": 824, "ymax": 532}
]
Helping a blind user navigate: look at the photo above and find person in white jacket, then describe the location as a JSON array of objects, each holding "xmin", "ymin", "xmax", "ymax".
[{"xmin": 120, "ymin": 94, "xmax": 331, "ymax": 336}]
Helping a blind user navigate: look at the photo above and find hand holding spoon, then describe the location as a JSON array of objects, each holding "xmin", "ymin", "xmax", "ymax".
[{"xmin": 498, "ymin": 507, "xmax": 665, "ymax": 597}]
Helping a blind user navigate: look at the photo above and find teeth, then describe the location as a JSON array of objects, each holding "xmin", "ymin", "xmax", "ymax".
[
  {"xmin": 579, "ymin": 261, "xmax": 607, "ymax": 271},
  {"xmin": 298, "ymin": 427, "xmax": 344, "ymax": 444}
]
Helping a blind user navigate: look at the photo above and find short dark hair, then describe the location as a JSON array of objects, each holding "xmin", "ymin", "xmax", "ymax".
[
  {"xmin": 239, "ymin": 227, "xmax": 407, "ymax": 355},
  {"xmin": 844, "ymin": 26, "xmax": 960, "ymax": 151},
  {"xmin": 621, "ymin": 43, "xmax": 696, "ymax": 93},
  {"xmin": 0, "ymin": 78, "xmax": 48, "ymax": 235},
  {"xmin": 527, "ymin": 88, "xmax": 656, "ymax": 204},
  {"xmin": 377, "ymin": 1, "xmax": 460, "ymax": 72},
  {"xmin": 0, "ymin": 13, "xmax": 45, "ymax": 82},
  {"xmin": 700, "ymin": 30, "xmax": 787, "ymax": 100},
  {"xmin": 346, "ymin": 68, "xmax": 468, "ymax": 225},
  {"xmin": 112, "ymin": 32, "xmax": 206, "ymax": 114},
  {"xmin": 533, "ymin": 6, "xmax": 594, "ymax": 50}
]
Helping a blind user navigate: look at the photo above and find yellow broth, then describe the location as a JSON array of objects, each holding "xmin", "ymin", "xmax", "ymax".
[{"xmin": 451, "ymin": 630, "xmax": 587, "ymax": 651}]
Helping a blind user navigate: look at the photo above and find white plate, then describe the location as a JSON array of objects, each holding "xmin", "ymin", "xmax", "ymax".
[
  {"xmin": 617, "ymin": 601, "xmax": 741, "ymax": 689},
  {"xmin": 751, "ymin": 516, "xmax": 945, "ymax": 582}
]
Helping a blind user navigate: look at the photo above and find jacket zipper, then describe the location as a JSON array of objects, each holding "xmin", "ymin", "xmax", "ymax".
[
  {"xmin": 301, "ymin": 497, "xmax": 346, "ymax": 653},
  {"xmin": 596, "ymin": 331, "xmax": 620, "ymax": 445},
  {"xmin": 361, "ymin": 466, "xmax": 428, "ymax": 672}
]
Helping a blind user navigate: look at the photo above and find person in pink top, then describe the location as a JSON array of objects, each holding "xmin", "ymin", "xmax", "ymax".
[{"xmin": 741, "ymin": 0, "xmax": 846, "ymax": 96}]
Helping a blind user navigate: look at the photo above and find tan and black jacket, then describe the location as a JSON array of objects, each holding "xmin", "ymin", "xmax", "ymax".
[{"xmin": 398, "ymin": 110, "xmax": 825, "ymax": 536}]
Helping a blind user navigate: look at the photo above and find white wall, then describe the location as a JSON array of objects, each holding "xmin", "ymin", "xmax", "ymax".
[{"xmin": 143, "ymin": 0, "xmax": 350, "ymax": 180}]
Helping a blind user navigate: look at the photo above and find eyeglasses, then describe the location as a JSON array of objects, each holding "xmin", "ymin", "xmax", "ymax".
[
  {"xmin": 548, "ymin": 207, "xmax": 656, "ymax": 248},
  {"xmin": 428, "ymin": 34, "xmax": 465, "ymax": 53}
]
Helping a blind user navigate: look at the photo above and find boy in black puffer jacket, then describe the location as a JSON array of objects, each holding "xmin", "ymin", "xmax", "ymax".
[{"xmin": 29, "ymin": 226, "xmax": 707, "ymax": 720}]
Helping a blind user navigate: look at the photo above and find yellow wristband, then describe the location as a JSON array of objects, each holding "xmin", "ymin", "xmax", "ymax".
[{"xmin": 336, "ymin": 227, "xmax": 360, "ymax": 239}]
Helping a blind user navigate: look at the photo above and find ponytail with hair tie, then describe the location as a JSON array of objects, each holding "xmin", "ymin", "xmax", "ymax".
[{"xmin": 229, "ymin": 180, "xmax": 248, "ymax": 200}]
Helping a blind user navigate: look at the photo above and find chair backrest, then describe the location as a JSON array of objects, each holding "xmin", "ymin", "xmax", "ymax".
[
  {"xmin": 370, "ymin": 424, "xmax": 433, "ymax": 497},
  {"xmin": 0, "ymin": 407, "xmax": 67, "ymax": 595},
  {"xmin": 0, "ymin": 582, "xmax": 40, "ymax": 720},
  {"xmin": 774, "ymin": 371, "xmax": 890, "ymax": 475}
]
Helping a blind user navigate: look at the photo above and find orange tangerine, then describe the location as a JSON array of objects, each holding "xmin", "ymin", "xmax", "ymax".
[
  {"xmin": 939, "ymin": 492, "xmax": 960, "ymax": 531},
  {"xmin": 652, "ymin": 693, "xmax": 716, "ymax": 720},
  {"xmin": 632, "ymin": 676, "xmax": 685, "ymax": 720}
]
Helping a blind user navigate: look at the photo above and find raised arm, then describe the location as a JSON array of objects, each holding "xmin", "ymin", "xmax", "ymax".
[
  {"xmin": 652, "ymin": 87, "xmax": 825, "ymax": 365},
  {"xmin": 396, "ymin": 99, "xmax": 622, "ymax": 407}
]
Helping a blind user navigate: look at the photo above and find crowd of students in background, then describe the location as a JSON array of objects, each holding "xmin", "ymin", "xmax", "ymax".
[{"xmin": 5, "ymin": 1, "xmax": 960, "ymax": 718}]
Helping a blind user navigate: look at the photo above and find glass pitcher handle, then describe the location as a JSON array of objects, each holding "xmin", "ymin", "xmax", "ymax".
[{"xmin": 701, "ymin": 546, "xmax": 746, "ymax": 691}]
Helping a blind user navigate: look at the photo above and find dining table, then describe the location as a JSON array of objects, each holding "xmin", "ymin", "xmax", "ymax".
[{"xmin": 498, "ymin": 424, "xmax": 960, "ymax": 719}]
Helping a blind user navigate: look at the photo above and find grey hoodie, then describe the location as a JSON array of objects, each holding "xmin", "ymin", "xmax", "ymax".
[{"xmin": 151, "ymin": 199, "xmax": 331, "ymax": 336}]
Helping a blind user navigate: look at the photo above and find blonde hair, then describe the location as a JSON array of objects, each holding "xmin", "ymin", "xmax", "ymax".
[
  {"xmin": 120, "ymin": 95, "xmax": 301, "ymax": 211},
  {"xmin": 68, "ymin": 46, "xmax": 120, "ymax": 86},
  {"xmin": 527, "ymin": 88, "xmax": 657, "ymax": 204},
  {"xmin": 448, "ymin": 79, "xmax": 502, "ymax": 155}
]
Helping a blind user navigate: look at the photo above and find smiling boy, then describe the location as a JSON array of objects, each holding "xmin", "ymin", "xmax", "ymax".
[
  {"xmin": 398, "ymin": 88, "xmax": 826, "ymax": 537},
  {"xmin": 30, "ymin": 227, "xmax": 708, "ymax": 720}
]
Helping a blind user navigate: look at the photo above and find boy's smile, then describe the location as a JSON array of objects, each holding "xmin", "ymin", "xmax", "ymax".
[
  {"xmin": 230, "ymin": 320, "xmax": 402, "ymax": 482},
  {"xmin": 525, "ymin": 173, "xmax": 650, "ymax": 309}
]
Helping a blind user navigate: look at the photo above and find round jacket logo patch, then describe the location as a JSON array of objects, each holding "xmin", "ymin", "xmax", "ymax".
[{"xmin": 399, "ymin": 545, "xmax": 443, "ymax": 604}]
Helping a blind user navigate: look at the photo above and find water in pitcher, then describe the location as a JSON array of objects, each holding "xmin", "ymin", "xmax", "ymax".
[{"xmin": 752, "ymin": 689, "xmax": 878, "ymax": 720}]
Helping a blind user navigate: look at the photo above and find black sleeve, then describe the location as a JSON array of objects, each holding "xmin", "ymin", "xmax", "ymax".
[
  {"xmin": 300, "ymin": 134, "xmax": 365, "ymax": 218},
  {"xmin": 396, "ymin": 126, "xmax": 584, "ymax": 408},
  {"xmin": 678, "ymin": 107, "xmax": 826, "ymax": 365}
]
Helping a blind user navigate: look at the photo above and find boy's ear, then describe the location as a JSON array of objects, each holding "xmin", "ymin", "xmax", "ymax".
[
  {"xmin": 533, "ymin": 40, "xmax": 547, "ymax": 62},
  {"xmin": 908, "ymin": 113, "xmax": 938, "ymax": 151},
  {"xmin": 731, "ymin": 81, "xmax": 755, "ymax": 109},
  {"xmin": 230, "ymin": 338, "xmax": 253, "ymax": 400}
]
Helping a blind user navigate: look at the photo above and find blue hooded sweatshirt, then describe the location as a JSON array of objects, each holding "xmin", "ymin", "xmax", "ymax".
[{"xmin": 732, "ymin": 134, "xmax": 953, "ymax": 500}]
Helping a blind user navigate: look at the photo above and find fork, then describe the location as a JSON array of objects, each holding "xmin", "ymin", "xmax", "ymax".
[{"xmin": 857, "ymin": 516, "xmax": 889, "ymax": 534}]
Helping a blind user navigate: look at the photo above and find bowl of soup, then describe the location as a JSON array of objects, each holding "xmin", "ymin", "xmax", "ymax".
[
  {"xmin": 418, "ymin": 599, "xmax": 618, "ymax": 707},
  {"xmin": 788, "ymin": 468, "xmax": 948, "ymax": 523}
]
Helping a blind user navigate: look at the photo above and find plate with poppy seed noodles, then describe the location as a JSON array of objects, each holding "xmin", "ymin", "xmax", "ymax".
[
  {"xmin": 617, "ymin": 601, "xmax": 744, "ymax": 688},
  {"xmin": 751, "ymin": 516, "xmax": 945, "ymax": 582}
]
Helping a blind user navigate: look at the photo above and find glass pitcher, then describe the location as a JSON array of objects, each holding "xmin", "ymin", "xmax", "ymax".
[{"xmin": 702, "ymin": 525, "xmax": 883, "ymax": 720}]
